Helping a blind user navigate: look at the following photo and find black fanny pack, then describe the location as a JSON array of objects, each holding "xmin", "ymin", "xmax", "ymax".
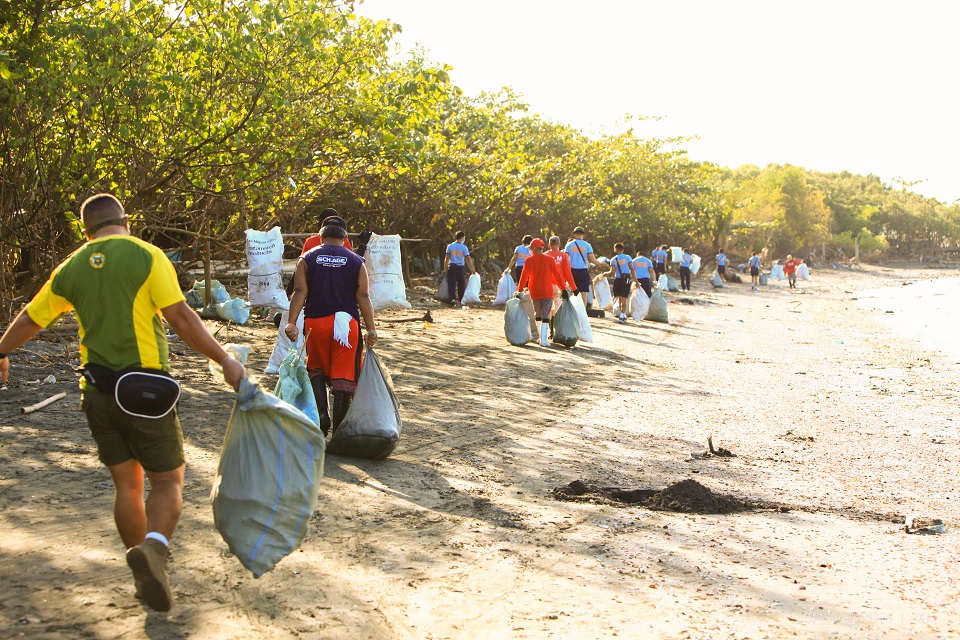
[{"xmin": 82, "ymin": 364, "xmax": 181, "ymax": 419}]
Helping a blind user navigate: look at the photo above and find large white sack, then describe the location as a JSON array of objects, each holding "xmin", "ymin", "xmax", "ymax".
[
  {"xmin": 710, "ymin": 272, "xmax": 725, "ymax": 288},
  {"xmin": 691, "ymin": 254, "xmax": 702, "ymax": 275},
  {"xmin": 630, "ymin": 288, "xmax": 650, "ymax": 321},
  {"xmin": 658, "ymin": 274, "xmax": 669, "ymax": 290},
  {"xmin": 265, "ymin": 309, "xmax": 304, "ymax": 374},
  {"xmin": 568, "ymin": 293, "xmax": 593, "ymax": 342},
  {"xmin": 670, "ymin": 246, "xmax": 682, "ymax": 262},
  {"xmin": 494, "ymin": 272, "xmax": 515, "ymax": 305},
  {"xmin": 770, "ymin": 264, "xmax": 786, "ymax": 280},
  {"xmin": 365, "ymin": 233, "xmax": 411, "ymax": 309},
  {"xmin": 462, "ymin": 273, "xmax": 482, "ymax": 304},
  {"xmin": 798, "ymin": 263, "xmax": 810, "ymax": 280},
  {"xmin": 592, "ymin": 274, "xmax": 613, "ymax": 310},
  {"xmin": 245, "ymin": 227, "xmax": 289, "ymax": 309}
]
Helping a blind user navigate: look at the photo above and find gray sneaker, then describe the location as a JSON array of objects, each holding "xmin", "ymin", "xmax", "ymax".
[{"xmin": 126, "ymin": 539, "xmax": 172, "ymax": 612}]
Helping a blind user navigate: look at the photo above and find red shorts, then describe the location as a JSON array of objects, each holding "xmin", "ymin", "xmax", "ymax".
[{"xmin": 302, "ymin": 315, "xmax": 364, "ymax": 392}]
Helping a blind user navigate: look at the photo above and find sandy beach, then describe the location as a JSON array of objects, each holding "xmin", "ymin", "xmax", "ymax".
[{"xmin": 1, "ymin": 264, "xmax": 958, "ymax": 640}]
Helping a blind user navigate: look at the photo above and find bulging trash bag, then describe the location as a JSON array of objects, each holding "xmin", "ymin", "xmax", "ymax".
[
  {"xmin": 691, "ymin": 254, "xmax": 702, "ymax": 275},
  {"xmin": 710, "ymin": 272, "xmax": 725, "ymax": 288},
  {"xmin": 504, "ymin": 297, "xmax": 532, "ymax": 346},
  {"xmin": 630, "ymin": 288, "xmax": 650, "ymax": 321},
  {"xmin": 568, "ymin": 292, "xmax": 593, "ymax": 342},
  {"xmin": 551, "ymin": 299, "xmax": 580, "ymax": 348},
  {"xmin": 645, "ymin": 288, "xmax": 669, "ymax": 323},
  {"xmin": 670, "ymin": 246, "xmax": 683, "ymax": 262},
  {"xmin": 265, "ymin": 309, "xmax": 304, "ymax": 374},
  {"xmin": 759, "ymin": 273, "xmax": 769, "ymax": 286},
  {"xmin": 462, "ymin": 273, "xmax": 482, "ymax": 304},
  {"xmin": 657, "ymin": 274, "xmax": 669, "ymax": 290},
  {"xmin": 592, "ymin": 275, "xmax": 613, "ymax": 310},
  {"xmin": 212, "ymin": 378, "xmax": 325, "ymax": 578},
  {"xmin": 365, "ymin": 234, "xmax": 412, "ymax": 310},
  {"xmin": 770, "ymin": 264, "xmax": 786, "ymax": 280},
  {"xmin": 519, "ymin": 291, "xmax": 537, "ymax": 337},
  {"xmin": 436, "ymin": 273, "xmax": 451, "ymax": 302},
  {"xmin": 326, "ymin": 349, "xmax": 401, "ymax": 459},
  {"xmin": 216, "ymin": 298, "xmax": 251, "ymax": 324},
  {"xmin": 185, "ymin": 288, "xmax": 204, "ymax": 308},
  {"xmin": 494, "ymin": 272, "xmax": 515, "ymax": 305},
  {"xmin": 798, "ymin": 263, "xmax": 810, "ymax": 280},
  {"xmin": 666, "ymin": 275, "xmax": 679, "ymax": 292},
  {"xmin": 193, "ymin": 279, "xmax": 231, "ymax": 304},
  {"xmin": 274, "ymin": 349, "xmax": 319, "ymax": 426}
]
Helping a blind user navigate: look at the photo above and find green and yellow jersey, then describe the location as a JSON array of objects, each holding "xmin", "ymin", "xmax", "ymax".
[{"xmin": 26, "ymin": 235, "xmax": 185, "ymax": 375}]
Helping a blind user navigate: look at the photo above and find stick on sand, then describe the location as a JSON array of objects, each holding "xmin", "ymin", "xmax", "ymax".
[{"xmin": 21, "ymin": 391, "xmax": 67, "ymax": 414}]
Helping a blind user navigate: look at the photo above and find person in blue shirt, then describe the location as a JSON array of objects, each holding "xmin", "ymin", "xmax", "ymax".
[
  {"xmin": 442, "ymin": 231, "xmax": 476, "ymax": 305},
  {"xmin": 651, "ymin": 245, "xmax": 669, "ymax": 278},
  {"xmin": 505, "ymin": 235, "xmax": 533, "ymax": 283},
  {"xmin": 715, "ymin": 249, "xmax": 728, "ymax": 281},
  {"xmin": 632, "ymin": 250, "xmax": 655, "ymax": 297},
  {"xmin": 678, "ymin": 248, "xmax": 693, "ymax": 291},
  {"xmin": 564, "ymin": 226, "xmax": 606, "ymax": 308},
  {"xmin": 748, "ymin": 251, "xmax": 761, "ymax": 290},
  {"xmin": 605, "ymin": 243, "xmax": 635, "ymax": 323}
]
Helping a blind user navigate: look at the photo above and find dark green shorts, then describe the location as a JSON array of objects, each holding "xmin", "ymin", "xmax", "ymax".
[{"xmin": 81, "ymin": 389, "xmax": 184, "ymax": 472}]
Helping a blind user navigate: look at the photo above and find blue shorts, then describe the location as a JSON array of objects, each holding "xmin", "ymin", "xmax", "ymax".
[{"xmin": 572, "ymin": 268, "xmax": 591, "ymax": 295}]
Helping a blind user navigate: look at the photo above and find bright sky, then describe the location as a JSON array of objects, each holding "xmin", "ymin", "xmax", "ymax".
[{"xmin": 355, "ymin": 0, "xmax": 959, "ymax": 204}]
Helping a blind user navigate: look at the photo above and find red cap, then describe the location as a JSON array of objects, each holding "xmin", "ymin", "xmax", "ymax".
[{"xmin": 530, "ymin": 238, "xmax": 545, "ymax": 248}]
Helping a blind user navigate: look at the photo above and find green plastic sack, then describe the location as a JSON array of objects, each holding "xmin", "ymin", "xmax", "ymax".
[
  {"xmin": 212, "ymin": 378, "xmax": 325, "ymax": 578},
  {"xmin": 326, "ymin": 349, "xmax": 401, "ymax": 459},
  {"xmin": 645, "ymin": 288, "xmax": 669, "ymax": 323},
  {"xmin": 551, "ymin": 299, "xmax": 579, "ymax": 348},
  {"xmin": 274, "ymin": 349, "xmax": 319, "ymax": 426}
]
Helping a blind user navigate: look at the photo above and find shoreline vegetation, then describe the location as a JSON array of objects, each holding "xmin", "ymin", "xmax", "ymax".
[
  {"xmin": 3, "ymin": 2, "xmax": 960, "ymax": 322},
  {"xmin": 2, "ymin": 264, "xmax": 959, "ymax": 638}
]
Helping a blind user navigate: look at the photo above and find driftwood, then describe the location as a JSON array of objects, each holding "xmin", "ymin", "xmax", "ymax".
[
  {"xmin": 22, "ymin": 391, "xmax": 67, "ymax": 414},
  {"xmin": 707, "ymin": 435, "xmax": 735, "ymax": 457},
  {"xmin": 381, "ymin": 311, "xmax": 434, "ymax": 324}
]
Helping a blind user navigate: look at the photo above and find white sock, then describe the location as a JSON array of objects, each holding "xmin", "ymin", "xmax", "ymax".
[{"xmin": 145, "ymin": 531, "xmax": 169, "ymax": 547}]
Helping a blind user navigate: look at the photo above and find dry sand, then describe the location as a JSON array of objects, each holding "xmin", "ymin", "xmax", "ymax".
[{"xmin": 1, "ymin": 264, "xmax": 958, "ymax": 639}]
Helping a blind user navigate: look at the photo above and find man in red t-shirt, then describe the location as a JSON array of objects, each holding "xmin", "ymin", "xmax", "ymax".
[
  {"xmin": 783, "ymin": 254, "xmax": 802, "ymax": 289},
  {"xmin": 517, "ymin": 238, "xmax": 568, "ymax": 347}
]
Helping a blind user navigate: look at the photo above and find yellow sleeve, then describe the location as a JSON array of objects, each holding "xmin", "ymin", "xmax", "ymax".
[
  {"xmin": 25, "ymin": 270, "xmax": 74, "ymax": 328},
  {"xmin": 148, "ymin": 246, "xmax": 187, "ymax": 310}
]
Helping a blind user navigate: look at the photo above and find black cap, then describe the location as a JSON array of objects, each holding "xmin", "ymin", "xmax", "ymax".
[
  {"xmin": 573, "ymin": 226, "xmax": 586, "ymax": 234},
  {"xmin": 322, "ymin": 216, "xmax": 347, "ymax": 229}
]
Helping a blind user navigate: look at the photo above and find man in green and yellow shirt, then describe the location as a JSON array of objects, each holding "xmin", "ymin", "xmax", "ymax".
[{"xmin": 0, "ymin": 193, "xmax": 245, "ymax": 612}]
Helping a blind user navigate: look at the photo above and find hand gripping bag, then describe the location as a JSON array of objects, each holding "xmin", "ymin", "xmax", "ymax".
[
  {"xmin": 644, "ymin": 288, "xmax": 669, "ymax": 323},
  {"xmin": 551, "ymin": 299, "xmax": 580, "ymax": 348},
  {"xmin": 212, "ymin": 378, "xmax": 325, "ymax": 578},
  {"xmin": 462, "ymin": 273, "xmax": 482, "ymax": 304},
  {"xmin": 265, "ymin": 309, "xmax": 304, "ymax": 374},
  {"xmin": 494, "ymin": 272, "xmax": 515, "ymax": 305},
  {"xmin": 504, "ymin": 297, "xmax": 533, "ymax": 346},
  {"xmin": 567, "ymin": 293, "xmax": 593, "ymax": 342},
  {"xmin": 710, "ymin": 272, "xmax": 725, "ymax": 288},
  {"xmin": 326, "ymin": 349, "xmax": 402, "ymax": 459},
  {"xmin": 274, "ymin": 349, "xmax": 320, "ymax": 426},
  {"xmin": 630, "ymin": 288, "xmax": 650, "ymax": 321},
  {"xmin": 592, "ymin": 274, "xmax": 613, "ymax": 310}
]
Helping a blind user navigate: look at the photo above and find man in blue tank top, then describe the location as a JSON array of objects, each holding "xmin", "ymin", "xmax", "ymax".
[
  {"xmin": 442, "ymin": 231, "xmax": 476, "ymax": 306},
  {"xmin": 287, "ymin": 216, "xmax": 379, "ymax": 435}
]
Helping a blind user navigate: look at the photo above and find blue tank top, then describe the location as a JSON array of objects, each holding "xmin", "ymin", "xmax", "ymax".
[{"xmin": 302, "ymin": 244, "xmax": 364, "ymax": 320}]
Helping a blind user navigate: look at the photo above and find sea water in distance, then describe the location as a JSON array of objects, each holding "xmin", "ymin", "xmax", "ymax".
[{"xmin": 854, "ymin": 276, "xmax": 960, "ymax": 361}]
